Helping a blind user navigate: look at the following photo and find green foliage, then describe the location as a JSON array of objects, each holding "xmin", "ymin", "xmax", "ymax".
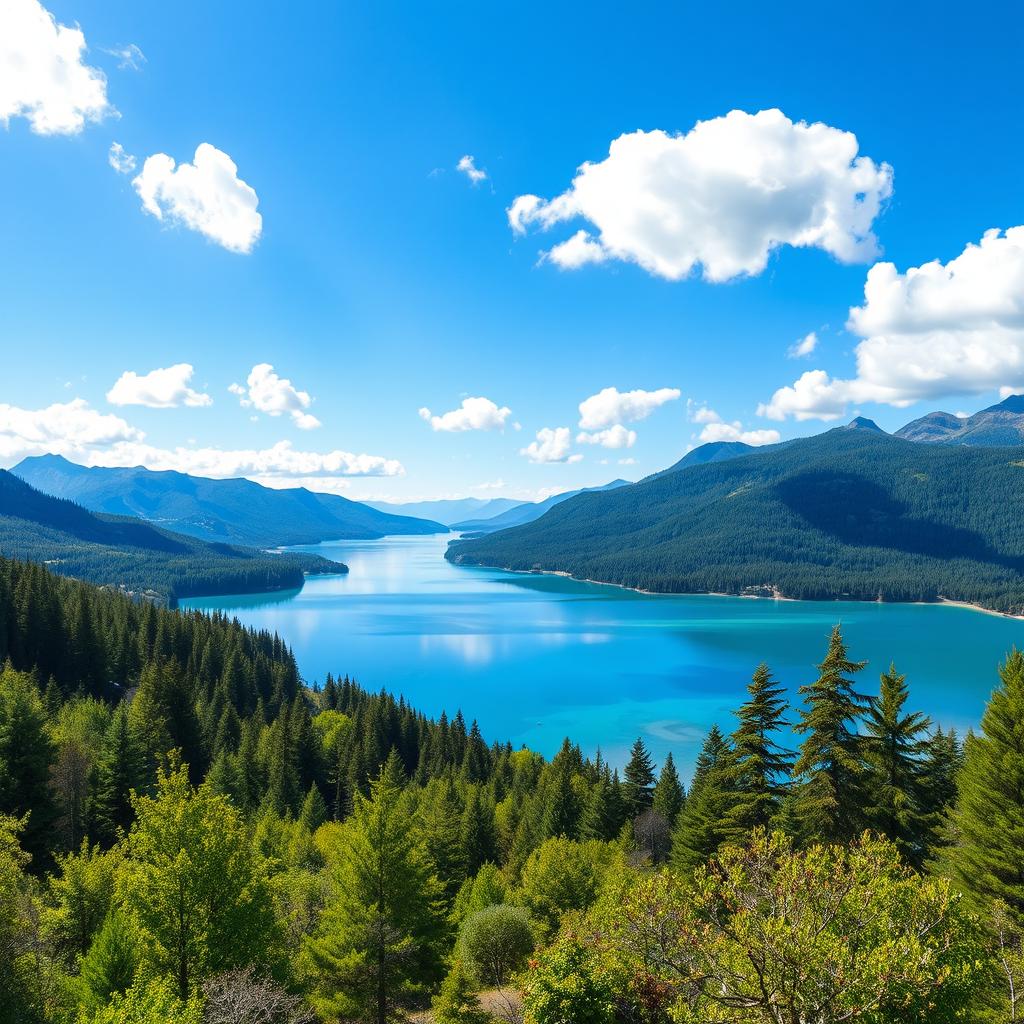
[
  {"xmin": 78, "ymin": 976, "xmax": 203, "ymax": 1024},
  {"xmin": 521, "ymin": 939, "xmax": 616, "ymax": 1024},
  {"xmin": 447, "ymin": 428, "xmax": 1024, "ymax": 613},
  {"xmin": 78, "ymin": 910, "xmax": 138, "ymax": 1008},
  {"xmin": 452, "ymin": 862, "xmax": 508, "ymax": 923},
  {"xmin": 303, "ymin": 751, "xmax": 446, "ymax": 1023},
  {"xmin": 458, "ymin": 904, "xmax": 534, "ymax": 989},
  {"xmin": 43, "ymin": 841, "xmax": 122, "ymax": 963},
  {"xmin": 651, "ymin": 751, "xmax": 684, "ymax": 827},
  {"xmin": 622, "ymin": 737, "xmax": 655, "ymax": 817},
  {"xmin": 0, "ymin": 814, "xmax": 42, "ymax": 1024},
  {"xmin": 120, "ymin": 761, "xmax": 281, "ymax": 998},
  {"xmin": 431, "ymin": 960, "xmax": 490, "ymax": 1024}
]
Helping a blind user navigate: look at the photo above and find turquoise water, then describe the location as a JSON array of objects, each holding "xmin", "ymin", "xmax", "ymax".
[{"xmin": 182, "ymin": 534, "xmax": 1024, "ymax": 775}]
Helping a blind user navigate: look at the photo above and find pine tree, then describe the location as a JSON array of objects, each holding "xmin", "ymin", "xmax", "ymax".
[
  {"xmin": 298, "ymin": 783, "xmax": 328, "ymax": 833},
  {"xmin": 622, "ymin": 737, "xmax": 656, "ymax": 817},
  {"xmin": 90, "ymin": 705, "xmax": 148, "ymax": 846},
  {"xmin": 791, "ymin": 626, "xmax": 870, "ymax": 844},
  {"xmin": 670, "ymin": 726, "xmax": 737, "ymax": 873},
  {"xmin": 652, "ymin": 752, "xmax": 685, "ymax": 827},
  {"xmin": 304, "ymin": 750, "xmax": 446, "ymax": 1024},
  {"xmin": 80, "ymin": 910, "xmax": 138, "ymax": 1008},
  {"xmin": 542, "ymin": 761, "xmax": 581, "ymax": 839},
  {"xmin": 864, "ymin": 663, "xmax": 933, "ymax": 867},
  {"xmin": 949, "ymin": 651, "xmax": 1024, "ymax": 923},
  {"xmin": 460, "ymin": 786, "xmax": 497, "ymax": 876},
  {"xmin": 432, "ymin": 960, "xmax": 489, "ymax": 1024},
  {"xmin": 580, "ymin": 770, "xmax": 620, "ymax": 841},
  {"xmin": 414, "ymin": 778, "xmax": 466, "ymax": 908},
  {"xmin": 727, "ymin": 663, "xmax": 792, "ymax": 834}
]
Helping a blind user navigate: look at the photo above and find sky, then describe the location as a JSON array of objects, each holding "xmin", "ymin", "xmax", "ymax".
[{"xmin": 2, "ymin": 0, "xmax": 1023, "ymax": 503}]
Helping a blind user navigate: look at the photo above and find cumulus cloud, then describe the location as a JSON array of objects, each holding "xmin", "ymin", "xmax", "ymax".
[
  {"xmin": 418, "ymin": 396, "xmax": 512, "ymax": 432},
  {"xmin": 508, "ymin": 108, "xmax": 892, "ymax": 283},
  {"xmin": 457, "ymin": 155, "xmax": 488, "ymax": 185},
  {"xmin": 787, "ymin": 331, "xmax": 818, "ymax": 359},
  {"xmin": 760, "ymin": 227, "xmax": 1024, "ymax": 420},
  {"xmin": 107, "ymin": 364, "xmax": 212, "ymax": 409},
  {"xmin": 0, "ymin": 398, "xmax": 402, "ymax": 481},
  {"xmin": 576, "ymin": 425, "xmax": 637, "ymax": 449},
  {"xmin": 691, "ymin": 406, "xmax": 780, "ymax": 445},
  {"xmin": 132, "ymin": 143, "xmax": 262, "ymax": 254},
  {"xmin": 578, "ymin": 386, "xmax": 680, "ymax": 430},
  {"xmin": 520, "ymin": 426, "xmax": 582, "ymax": 464},
  {"xmin": 230, "ymin": 364, "xmax": 320, "ymax": 430},
  {"xmin": 0, "ymin": 0, "xmax": 111, "ymax": 135},
  {"xmin": 108, "ymin": 142, "xmax": 136, "ymax": 174}
]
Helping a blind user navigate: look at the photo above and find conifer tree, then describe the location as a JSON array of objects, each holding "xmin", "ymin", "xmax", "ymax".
[
  {"xmin": 791, "ymin": 625, "xmax": 870, "ymax": 844},
  {"xmin": 580, "ymin": 770, "xmax": 620, "ymax": 841},
  {"xmin": 622, "ymin": 737, "xmax": 656, "ymax": 817},
  {"xmin": 460, "ymin": 786, "xmax": 497, "ymax": 876},
  {"xmin": 542, "ymin": 760, "xmax": 581, "ymax": 840},
  {"xmin": 949, "ymin": 651, "xmax": 1024, "ymax": 923},
  {"xmin": 727, "ymin": 663, "xmax": 792, "ymax": 834},
  {"xmin": 864, "ymin": 663, "xmax": 933, "ymax": 867},
  {"xmin": 91, "ymin": 705, "xmax": 147, "ymax": 846},
  {"xmin": 298, "ymin": 783, "xmax": 328, "ymax": 833},
  {"xmin": 651, "ymin": 752, "xmax": 685, "ymax": 827},
  {"xmin": 431, "ymin": 959, "xmax": 489, "ymax": 1024},
  {"xmin": 304, "ymin": 750, "xmax": 446, "ymax": 1024},
  {"xmin": 414, "ymin": 778, "xmax": 466, "ymax": 908},
  {"xmin": 80, "ymin": 910, "xmax": 138, "ymax": 1008},
  {"xmin": 670, "ymin": 725, "xmax": 736, "ymax": 873}
]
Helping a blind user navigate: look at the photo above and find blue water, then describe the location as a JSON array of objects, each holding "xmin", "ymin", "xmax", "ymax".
[{"xmin": 182, "ymin": 534, "xmax": 1024, "ymax": 776}]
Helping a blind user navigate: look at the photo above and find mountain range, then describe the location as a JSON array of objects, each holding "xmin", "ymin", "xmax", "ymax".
[
  {"xmin": 366, "ymin": 496, "xmax": 521, "ymax": 526},
  {"xmin": 11, "ymin": 455, "xmax": 445, "ymax": 548},
  {"xmin": 447, "ymin": 420, "xmax": 1024, "ymax": 613},
  {"xmin": 451, "ymin": 480, "xmax": 631, "ymax": 533},
  {"xmin": 896, "ymin": 394, "xmax": 1024, "ymax": 445},
  {"xmin": 0, "ymin": 470, "xmax": 343, "ymax": 605}
]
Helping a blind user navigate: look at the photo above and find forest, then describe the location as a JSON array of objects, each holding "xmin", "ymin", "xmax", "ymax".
[
  {"xmin": 0, "ymin": 470, "xmax": 342, "ymax": 606},
  {"xmin": 447, "ymin": 425, "xmax": 1024, "ymax": 613},
  {"xmin": 2, "ymin": 553, "xmax": 1024, "ymax": 1023}
]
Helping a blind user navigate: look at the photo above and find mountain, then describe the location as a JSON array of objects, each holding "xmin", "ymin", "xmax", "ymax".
[
  {"xmin": 647, "ymin": 441, "xmax": 759, "ymax": 480},
  {"xmin": 897, "ymin": 394, "xmax": 1024, "ymax": 445},
  {"xmin": 451, "ymin": 480, "xmax": 631, "ymax": 534},
  {"xmin": 447, "ymin": 425, "xmax": 1024, "ymax": 614},
  {"xmin": 11, "ymin": 455, "xmax": 445, "ymax": 547},
  {"xmin": 365, "ymin": 496, "xmax": 520, "ymax": 526},
  {"xmin": 0, "ymin": 469, "xmax": 343, "ymax": 605}
]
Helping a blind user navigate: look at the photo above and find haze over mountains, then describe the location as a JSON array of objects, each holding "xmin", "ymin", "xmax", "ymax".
[
  {"xmin": 452, "ymin": 480, "xmax": 631, "ymax": 533},
  {"xmin": 0, "ymin": 469, "xmax": 341, "ymax": 604},
  {"xmin": 366, "ymin": 496, "xmax": 522, "ymax": 526},
  {"xmin": 12, "ymin": 455, "xmax": 445, "ymax": 548},
  {"xmin": 896, "ymin": 394, "xmax": 1024, "ymax": 446}
]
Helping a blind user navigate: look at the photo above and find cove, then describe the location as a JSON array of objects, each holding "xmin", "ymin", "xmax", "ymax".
[{"xmin": 182, "ymin": 534, "xmax": 1024, "ymax": 776}]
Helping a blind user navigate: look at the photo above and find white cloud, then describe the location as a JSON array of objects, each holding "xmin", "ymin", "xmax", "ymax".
[
  {"xmin": 578, "ymin": 386, "xmax": 680, "ymax": 430},
  {"xmin": 508, "ymin": 108, "xmax": 892, "ymax": 283},
  {"xmin": 544, "ymin": 230, "xmax": 608, "ymax": 270},
  {"xmin": 520, "ymin": 426, "xmax": 582, "ymax": 464},
  {"xmin": 0, "ymin": 399, "xmax": 142, "ymax": 462},
  {"xmin": 108, "ymin": 142, "xmax": 136, "ymax": 174},
  {"xmin": 576, "ymin": 425, "xmax": 637, "ymax": 449},
  {"xmin": 418, "ymin": 397, "xmax": 512, "ymax": 432},
  {"xmin": 457, "ymin": 155, "xmax": 488, "ymax": 185},
  {"xmin": 231, "ymin": 364, "xmax": 320, "ymax": 430},
  {"xmin": 691, "ymin": 406, "xmax": 780, "ymax": 445},
  {"xmin": 103, "ymin": 43, "xmax": 145, "ymax": 71},
  {"xmin": 132, "ymin": 143, "xmax": 262, "ymax": 254},
  {"xmin": 107, "ymin": 364, "xmax": 211, "ymax": 409},
  {"xmin": 760, "ymin": 227, "xmax": 1024, "ymax": 420},
  {"xmin": 787, "ymin": 331, "xmax": 818, "ymax": 359},
  {"xmin": 0, "ymin": 0, "xmax": 111, "ymax": 135}
]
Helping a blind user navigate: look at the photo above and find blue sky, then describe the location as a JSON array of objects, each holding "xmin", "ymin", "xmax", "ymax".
[{"xmin": 2, "ymin": 0, "xmax": 1024, "ymax": 502}]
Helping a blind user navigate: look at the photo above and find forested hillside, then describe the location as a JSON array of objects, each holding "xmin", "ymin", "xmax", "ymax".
[
  {"xmin": 451, "ymin": 480, "xmax": 628, "ymax": 533},
  {"xmin": 12, "ymin": 455, "xmax": 445, "ymax": 547},
  {"xmin": 448, "ymin": 425, "xmax": 1024, "ymax": 613},
  {"xmin": 3, "ymin": 556, "xmax": 1024, "ymax": 1022},
  {"xmin": 0, "ymin": 470, "xmax": 342, "ymax": 605}
]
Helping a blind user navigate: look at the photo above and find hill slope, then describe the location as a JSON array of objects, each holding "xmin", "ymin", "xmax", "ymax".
[
  {"xmin": 0, "ymin": 470, "xmax": 343, "ymax": 605},
  {"xmin": 366, "ymin": 496, "xmax": 519, "ymax": 526},
  {"xmin": 452, "ymin": 480, "xmax": 630, "ymax": 533},
  {"xmin": 897, "ymin": 394, "xmax": 1024, "ymax": 445},
  {"xmin": 447, "ymin": 428, "xmax": 1024, "ymax": 613},
  {"xmin": 12, "ymin": 455, "xmax": 445, "ymax": 547}
]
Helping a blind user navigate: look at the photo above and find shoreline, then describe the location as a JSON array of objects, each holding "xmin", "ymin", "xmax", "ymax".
[{"xmin": 472, "ymin": 562, "xmax": 1024, "ymax": 622}]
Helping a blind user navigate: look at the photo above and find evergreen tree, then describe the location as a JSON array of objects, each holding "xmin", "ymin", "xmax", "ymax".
[
  {"xmin": 864, "ymin": 663, "xmax": 933, "ymax": 867},
  {"xmin": 90, "ymin": 706, "xmax": 148, "ymax": 846},
  {"xmin": 542, "ymin": 760, "xmax": 581, "ymax": 840},
  {"xmin": 460, "ymin": 787, "xmax": 497, "ymax": 876},
  {"xmin": 727, "ymin": 663, "xmax": 792, "ymax": 833},
  {"xmin": 431, "ymin": 960, "xmax": 489, "ymax": 1024},
  {"xmin": 622, "ymin": 737, "xmax": 656, "ymax": 817},
  {"xmin": 414, "ymin": 778, "xmax": 466, "ymax": 908},
  {"xmin": 304, "ymin": 751, "xmax": 446, "ymax": 1023},
  {"xmin": 950, "ymin": 651, "xmax": 1024, "ymax": 923},
  {"xmin": 580, "ymin": 770, "xmax": 620, "ymax": 841},
  {"xmin": 791, "ymin": 626, "xmax": 869, "ymax": 844},
  {"xmin": 651, "ymin": 752, "xmax": 684, "ymax": 827},
  {"xmin": 79, "ymin": 910, "xmax": 138, "ymax": 1008},
  {"xmin": 670, "ymin": 726, "xmax": 736, "ymax": 873}
]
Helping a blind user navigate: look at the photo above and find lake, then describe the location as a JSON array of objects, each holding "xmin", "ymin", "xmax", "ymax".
[{"xmin": 182, "ymin": 534, "xmax": 1024, "ymax": 776}]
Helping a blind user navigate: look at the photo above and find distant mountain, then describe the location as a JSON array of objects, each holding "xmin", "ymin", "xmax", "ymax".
[
  {"xmin": 447, "ymin": 425, "xmax": 1024, "ymax": 613},
  {"xmin": 0, "ymin": 470, "xmax": 343, "ymax": 605},
  {"xmin": 12, "ymin": 455, "xmax": 445, "ymax": 548},
  {"xmin": 452, "ymin": 480, "xmax": 631, "ymax": 534},
  {"xmin": 647, "ymin": 441, "xmax": 758, "ymax": 480},
  {"xmin": 366, "ymin": 496, "xmax": 520, "ymax": 527},
  {"xmin": 897, "ymin": 394, "xmax": 1024, "ymax": 445}
]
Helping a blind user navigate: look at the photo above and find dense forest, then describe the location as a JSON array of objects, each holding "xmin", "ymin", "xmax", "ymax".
[
  {"xmin": 3, "ymin": 555, "xmax": 1024, "ymax": 1023},
  {"xmin": 0, "ymin": 471, "xmax": 342, "ymax": 605},
  {"xmin": 448, "ymin": 425, "xmax": 1024, "ymax": 612}
]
